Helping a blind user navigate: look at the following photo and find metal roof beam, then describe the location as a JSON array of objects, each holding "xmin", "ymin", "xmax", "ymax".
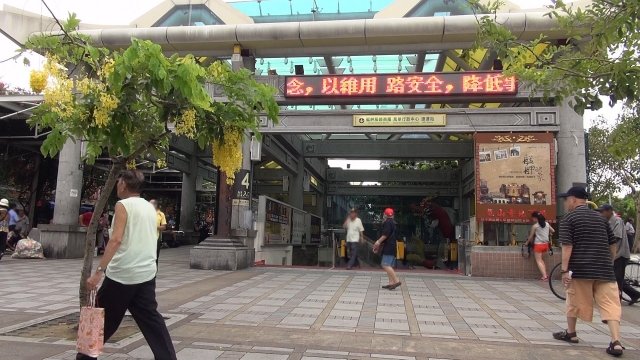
[
  {"xmin": 327, "ymin": 184, "xmax": 459, "ymax": 197},
  {"xmin": 29, "ymin": 13, "xmax": 560, "ymax": 57},
  {"xmin": 254, "ymin": 184, "xmax": 320, "ymax": 195},
  {"xmin": 261, "ymin": 134, "xmax": 300, "ymax": 175},
  {"xmin": 327, "ymin": 168, "xmax": 461, "ymax": 183},
  {"xmin": 260, "ymin": 107, "xmax": 559, "ymax": 134},
  {"xmin": 444, "ymin": 50, "xmax": 472, "ymax": 71},
  {"xmin": 303, "ymin": 140, "xmax": 473, "ymax": 159}
]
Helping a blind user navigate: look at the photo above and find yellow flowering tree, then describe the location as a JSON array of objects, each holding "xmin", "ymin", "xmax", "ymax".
[{"xmin": 26, "ymin": 13, "xmax": 279, "ymax": 305}]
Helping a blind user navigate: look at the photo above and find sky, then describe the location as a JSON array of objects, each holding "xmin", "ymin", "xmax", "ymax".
[{"xmin": 0, "ymin": 0, "xmax": 623, "ymax": 173}]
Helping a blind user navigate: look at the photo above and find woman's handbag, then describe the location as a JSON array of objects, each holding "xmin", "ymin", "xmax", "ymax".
[{"xmin": 76, "ymin": 290, "xmax": 104, "ymax": 357}]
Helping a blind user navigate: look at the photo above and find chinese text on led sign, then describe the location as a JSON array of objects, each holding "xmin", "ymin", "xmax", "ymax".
[{"xmin": 284, "ymin": 72, "xmax": 517, "ymax": 98}]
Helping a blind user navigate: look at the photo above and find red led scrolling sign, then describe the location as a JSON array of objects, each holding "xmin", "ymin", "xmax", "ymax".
[{"xmin": 284, "ymin": 71, "xmax": 517, "ymax": 98}]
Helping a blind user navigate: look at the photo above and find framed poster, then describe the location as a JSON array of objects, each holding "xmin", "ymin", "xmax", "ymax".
[
  {"xmin": 475, "ymin": 133, "xmax": 556, "ymax": 223},
  {"xmin": 309, "ymin": 215, "xmax": 321, "ymax": 244},
  {"xmin": 291, "ymin": 209, "xmax": 307, "ymax": 244},
  {"xmin": 264, "ymin": 198, "xmax": 291, "ymax": 244}
]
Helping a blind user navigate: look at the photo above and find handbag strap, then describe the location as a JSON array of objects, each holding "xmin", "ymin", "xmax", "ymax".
[{"xmin": 87, "ymin": 290, "xmax": 99, "ymax": 308}]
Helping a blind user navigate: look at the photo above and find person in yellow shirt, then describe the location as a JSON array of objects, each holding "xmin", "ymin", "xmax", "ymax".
[{"xmin": 149, "ymin": 199, "xmax": 166, "ymax": 267}]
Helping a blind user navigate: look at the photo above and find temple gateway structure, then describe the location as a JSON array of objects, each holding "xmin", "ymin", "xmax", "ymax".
[{"xmin": 0, "ymin": 0, "xmax": 590, "ymax": 278}]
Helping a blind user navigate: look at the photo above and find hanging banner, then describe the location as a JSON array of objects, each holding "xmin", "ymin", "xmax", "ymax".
[
  {"xmin": 264, "ymin": 199, "xmax": 291, "ymax": 244},
  {"xmin": 475, "ymin": 133, "xmax": 556, "ymax": 223}
]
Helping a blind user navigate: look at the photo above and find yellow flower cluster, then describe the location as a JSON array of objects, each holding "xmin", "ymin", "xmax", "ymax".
[
  {"xmin": 98, "ymin": 59, "xmax": 115, "ymax": 80},
  {"xmin": 213, "ymin": 126, "xmax": 243, "ymax": 185},
  {"xmin": 93, "ymin": 93, "xmax": 119, "ymax": 128},
  {"xmin": 175, "ymin": 109, "xmax": 197, "ymax": 139},
  {"xmin": 156, "ymin": 158, "xmax": 167, "ymax": 168},
  {"xmin": 41, "ymin": 54, "xmax": 75, "ymax": 119},
  {"xmin": 29, "ymin": 70, "xmax": 48, "ymax": 93},
  {"xmin": 126, "ymin": 159, "xmax": 137, "ymax": 169}
]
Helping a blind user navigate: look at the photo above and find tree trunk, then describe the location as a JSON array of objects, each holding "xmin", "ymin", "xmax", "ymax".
[
  {"xmin": 78, "ymin": 163, "xmax": 121, "ymax": 307},
  {"xmin": 633, "ymin": 195, "xmax": 640, "ymax": 254}
]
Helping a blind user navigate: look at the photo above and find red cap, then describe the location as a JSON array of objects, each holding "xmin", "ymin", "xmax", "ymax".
[{"xmin": 384, "ymin": 208, "xmax": 394, "ymax": 217}]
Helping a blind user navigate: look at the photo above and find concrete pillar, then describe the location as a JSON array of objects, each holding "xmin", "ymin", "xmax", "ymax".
[
  {"xmin": 52, "ymin": 138, "xmax": 84, "ymax": 225},
  {"xmin": 179, "ymin": 155, "xmax": 197, "ymax": 232},
  {"xmin": 557, "ymin": 99, "xmax": 587, "ymax": 215},
  {"xmin": 289, "ymin": 155, "xmax": 305, "ymax": 209},
  {"xmin": 40, "ymin": 138, "xmax": 86, "ymax": 259}
]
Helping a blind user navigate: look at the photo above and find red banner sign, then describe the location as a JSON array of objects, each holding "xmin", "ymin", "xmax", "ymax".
[{"xmin": 284, "ymin": 71, "xmax": 517, "ymax": 98}]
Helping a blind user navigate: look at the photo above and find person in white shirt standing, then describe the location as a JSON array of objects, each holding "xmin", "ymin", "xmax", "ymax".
[
  {"xmin": 80, "ymin": 170, "xmax": 176, "ymax": 360},
  {"xmin": 343, "ymin": 208, "xmax": 365, "ymax": 270},
  {"xmin": 626, "ymin": 218, "xmax": 636, "ymax": 252}
]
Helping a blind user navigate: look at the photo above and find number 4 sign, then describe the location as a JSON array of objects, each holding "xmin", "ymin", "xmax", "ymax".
[{"xmin": 232, "ymin": 169, "xmax": 251, "ymax": 202}]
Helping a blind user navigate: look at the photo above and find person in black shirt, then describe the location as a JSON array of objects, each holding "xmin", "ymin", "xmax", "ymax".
[
  {"xmin": 553, "ymin": 186, "xmax": 623, "ymax": 357},
  {"xmin": 374, "ymin": 208, "xmax": 400, "ymax": 290}
]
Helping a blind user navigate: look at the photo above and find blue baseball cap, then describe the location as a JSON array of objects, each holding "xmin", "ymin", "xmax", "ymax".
[
  {"xmin": 557, "ymin": 186, "xmax": 589, "ymax": 200},
  {"xmin": 597, "ymin": 204, "xmax": 613, "ymax": 212}
]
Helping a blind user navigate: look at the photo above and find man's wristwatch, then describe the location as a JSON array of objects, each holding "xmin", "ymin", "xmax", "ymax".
[
  {"xmin": 96, "ymin": 266, "xmax": 105, "ymax": 273},
  {"xmin": 560, "ymin": 269, "xmax": 570, "ymax": 274}
]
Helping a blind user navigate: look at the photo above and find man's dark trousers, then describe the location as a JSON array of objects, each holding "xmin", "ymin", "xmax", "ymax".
[
  {"xmin": 614, "ymin": 257, "xmax": 640, "ymax": 301},
  {"xmin": 156, "ymin": 236, "xmax": 162, "ymax": 267},
  {"xmin": 76, "ymin": 277, "xmax": 177, "ymax": 360},
  {"xmin": 347, "ymin": 242, "xmax": 360, "ymax": 268}
]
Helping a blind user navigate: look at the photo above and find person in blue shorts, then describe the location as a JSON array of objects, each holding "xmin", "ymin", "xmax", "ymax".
[{"xmin": 374, "ymin": 208, "xmax": 401, "ymax": 290}]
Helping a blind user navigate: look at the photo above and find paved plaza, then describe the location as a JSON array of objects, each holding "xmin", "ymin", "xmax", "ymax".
[{"xmin": 0, "ymin": 247, "xmax": 639, "ymax": 360}]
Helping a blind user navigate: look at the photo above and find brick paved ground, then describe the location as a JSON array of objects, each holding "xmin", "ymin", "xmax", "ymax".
[{"xmin": 0, "ymin": 246, "xmax": 639, "ymax": 360}]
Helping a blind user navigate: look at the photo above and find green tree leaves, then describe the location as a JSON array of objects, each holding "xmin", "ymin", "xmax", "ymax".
[{"xmin": 472, "ymin": 0, "xmax": 640, "ymax": 126}]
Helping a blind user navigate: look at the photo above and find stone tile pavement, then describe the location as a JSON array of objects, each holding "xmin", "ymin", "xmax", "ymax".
[{"xmin": 1, "ymin": 246, "xmax": 639, "ymax": 360}]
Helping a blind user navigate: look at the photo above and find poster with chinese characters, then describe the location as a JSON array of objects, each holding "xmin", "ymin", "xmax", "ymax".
[
  {"xmin": 291, "ymin": 209, "xmax": 306, "ymax": 245},
  {"xmin": 475, "ymin": 133, "xmax": 556, "ymax": 223},
  {"xmin": 264, "ymin": 199, "xmax": 291, "ymax": 244},
  {"xmin": 309, "ymin": 215, "xmax": 321, "ymax": 244}
]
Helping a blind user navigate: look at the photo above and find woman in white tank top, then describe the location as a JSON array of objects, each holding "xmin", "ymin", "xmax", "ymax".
[{"xmin": 525, "ymin": 211, "xmax": 555, "ymax": 281}]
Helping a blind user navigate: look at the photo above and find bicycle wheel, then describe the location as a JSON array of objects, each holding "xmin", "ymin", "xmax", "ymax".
[
  {"xmin": 549, "ymin": 262, "xmax": 566, "ymax": 301},
  {"xmin": 622, "ymin": 261, "xmax": 640, "ymax": 303}
]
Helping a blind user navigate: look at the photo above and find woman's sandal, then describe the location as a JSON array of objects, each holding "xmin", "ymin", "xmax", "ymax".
[
  {"xmin": 553, "ymin": 330, "xmax": 579, "ymax": 343},
  {"xmin": 388, "ymin": 282, "xmax": 402, "ymax": 290},
  {"xmin": 606, "ymin": 340, "xmax": 624, "ymax": 357}
]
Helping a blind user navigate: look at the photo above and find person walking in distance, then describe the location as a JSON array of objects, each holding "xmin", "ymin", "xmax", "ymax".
[
  {"xmin": 149, "ymin": 199, "xmax": 167, "ymax": 267},
  {"xmin": 525, "ymin": 211, "xmax": 554, "ymax": 281},
  {"xmin": 343, "ymin": 208, "xmax": 365, "ymax": 270},
  {"xmin": 0, "ymin": 199, "xmax": 9, "ymax": 260},
  {"xmin": 374, "ymin": 208, "xmax": 401, "ymax": 290},
  {"xmin": 626, "ymin": 218, "xmax": 635, "ymax": 252},
  {"xmin": 80, "ymin": 170, "xmax": 177, "ymax": 360},
  {"xmin": 553, "ymin": 187, "xmax": 623, "ymax": 357},
  {"xmin": 599, "ymin": 204, "xmax": 640, "ymax": 305}
]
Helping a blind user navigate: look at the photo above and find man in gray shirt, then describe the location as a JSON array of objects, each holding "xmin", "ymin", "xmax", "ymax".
[{"xmin": 599, "ymin": 204, "xmax": 640, "ymax": 305}]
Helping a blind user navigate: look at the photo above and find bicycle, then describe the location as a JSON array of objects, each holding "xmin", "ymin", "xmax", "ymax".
[{"xmin": 549, "ymin": 259, "xmax": 640, "ymax": 302}]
